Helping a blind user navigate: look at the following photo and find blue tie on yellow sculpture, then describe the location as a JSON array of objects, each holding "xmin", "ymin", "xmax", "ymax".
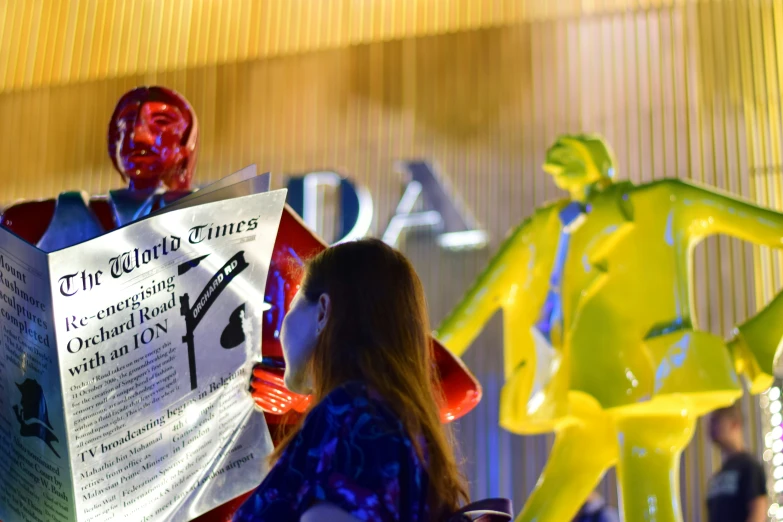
[{"xmin": 436, "ymin": 134, "xmax": 783, "ymax": 522}]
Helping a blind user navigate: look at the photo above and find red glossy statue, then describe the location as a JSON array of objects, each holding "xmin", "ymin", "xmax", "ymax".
[
  {"xmin": 0, "ymin": 86, "xmax": 482, "ymax": 522},
  {"xmin": 109, "ymin": 86, "xmax": 198, "ymax": 191},
  {"xmin": 1, "ymin": 87, "xmax": 196, "ymax": 249}
]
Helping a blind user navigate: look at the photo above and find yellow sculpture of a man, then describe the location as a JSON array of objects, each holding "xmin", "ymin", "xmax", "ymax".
[{"xmin": 436, "ymin": 134, "xmax": 783, "ymax": 522}]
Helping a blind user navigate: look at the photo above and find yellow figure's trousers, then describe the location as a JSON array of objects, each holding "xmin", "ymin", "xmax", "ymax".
[{"xmin": 512, "ymin": 330, "xmax": 743, "ymax": 522}]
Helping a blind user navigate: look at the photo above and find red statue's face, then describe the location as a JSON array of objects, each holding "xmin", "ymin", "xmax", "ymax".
[{"xmin": 108, "ymin": 87, "xmax": 198, "ymax": 191}]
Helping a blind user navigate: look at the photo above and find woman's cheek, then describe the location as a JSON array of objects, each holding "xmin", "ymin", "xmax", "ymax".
[{"xmin": 280, "ymin": 314, "xmax": 302, "ymax": 361}]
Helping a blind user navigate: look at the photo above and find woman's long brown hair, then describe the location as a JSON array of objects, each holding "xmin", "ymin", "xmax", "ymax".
[{"xmin": 268, "ymin": 238, "xmax": 469, "ymax": 519}]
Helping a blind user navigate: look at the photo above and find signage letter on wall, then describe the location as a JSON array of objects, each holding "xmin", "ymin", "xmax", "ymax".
[
  {"xmin": 286, "ymin": 171, "xmax": 374, "ymax": 245},
  {"xmin": 382, "ymin": 161, "xmax": 488, "ymax": 251}
]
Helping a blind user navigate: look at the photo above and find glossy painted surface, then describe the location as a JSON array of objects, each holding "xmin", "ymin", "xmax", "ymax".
[
  {"xmin": 436, "ymin": 134, "xmax": 783, "ymax": 522},
  {"xmin": 108, "ymin": 86, "xmax": 198, "ymax": 191},
  {"xmin": 0, "ymin": 86, "xmax": 482, "ymax": 522}
]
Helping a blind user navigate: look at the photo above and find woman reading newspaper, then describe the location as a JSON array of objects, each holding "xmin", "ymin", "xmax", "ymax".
[{"xmin": 233, "ymin": 239, "xmax": 511, "ymax": 522}]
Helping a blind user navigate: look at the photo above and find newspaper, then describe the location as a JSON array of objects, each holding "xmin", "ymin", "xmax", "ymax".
[{"xmin": 0, "ymin": 171, "xmax": 284, "ymax": 522}]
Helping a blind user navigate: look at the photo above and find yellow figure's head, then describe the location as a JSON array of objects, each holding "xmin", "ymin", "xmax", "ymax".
[{"xmin": 543, "ymin": 134, "xmax": 617, "ymax": 201}]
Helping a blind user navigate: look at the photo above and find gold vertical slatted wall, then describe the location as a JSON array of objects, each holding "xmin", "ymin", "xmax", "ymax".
[
  {"xmin": 2, "ymin": 1, "xmax": 783, "ymax": 520},
  {"xmin": 0, "ymin": 0, "xmax": 589, "ymax": 93}
]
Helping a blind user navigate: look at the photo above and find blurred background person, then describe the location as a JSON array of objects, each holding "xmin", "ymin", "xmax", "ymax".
[
  {"xmin": 572, "ymin": 490, "xmax": 619, "ymax": 522},
  {"xmin": 707, "ymin": 401, "xmax": 768, "ymax": 522}
]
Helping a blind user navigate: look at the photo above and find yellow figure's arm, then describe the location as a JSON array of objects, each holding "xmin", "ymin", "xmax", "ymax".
[
  {"xmin": 664, "ymin": 178, "xmax": 783, "ymax": 391},
  {"xmin": 435, "ymin": 215, "xmax": 536, "ymax": 358},
  {"xmin": 663, "ymin": 178, "xmax": 783, "ymax": 247}
]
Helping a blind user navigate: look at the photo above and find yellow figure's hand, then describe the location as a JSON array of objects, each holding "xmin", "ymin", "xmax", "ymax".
[{"xmin": 729, "ymin": 290, "xmax": 783, "ymax": 393}]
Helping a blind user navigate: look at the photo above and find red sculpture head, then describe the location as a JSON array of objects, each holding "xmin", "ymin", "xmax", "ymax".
[{"xmin": 108, "ymin": 86, "xmax": 198, "ymax": 191}]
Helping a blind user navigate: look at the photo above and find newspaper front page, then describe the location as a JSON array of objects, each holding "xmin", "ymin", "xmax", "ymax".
[
  {"xmin": 0, "ymin": 231, "xmax": 75, "ymax": 522},
  {"xmin": 0, "ymin": 187, "xmax": 285, "ymax": 522}
]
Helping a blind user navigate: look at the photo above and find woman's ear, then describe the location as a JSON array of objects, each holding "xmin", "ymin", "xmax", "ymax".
[{"xmin": 316, "ymin": 294, "xmax": 331, "ymax": 335}]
